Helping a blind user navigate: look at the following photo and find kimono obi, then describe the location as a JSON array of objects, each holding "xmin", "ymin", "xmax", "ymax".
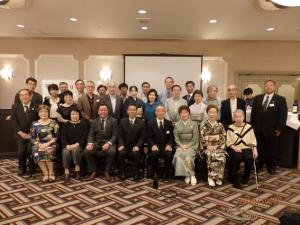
[{"xmin": 179, "ymin": 133, "xmax": 193, "ymax": 142}]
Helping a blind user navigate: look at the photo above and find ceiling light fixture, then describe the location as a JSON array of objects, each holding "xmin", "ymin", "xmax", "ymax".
[
  {"xmin": 209, "ymin": 19, "xmax": 217, "ymax": 24},
  {"xmin": 266, "ymin": 27, "xmax": 274, "ymax": 31},
  {"xmin": 16, "ymin": 24, "xmax": 24, "ymax": 28},
  {"xmin": 138, "ymin": 9, "xmax": 147, "ymax": 14},
  {"xmin": 271, "ymin": 0, "xmax": 300, "ymax": 7},
  {"xmin": 69, "ymin": 17, "xmax": 78, "ymax": 22},
  {"xmin": 141, "ymin": 26, "xmax": 148, "ymax": 30}
]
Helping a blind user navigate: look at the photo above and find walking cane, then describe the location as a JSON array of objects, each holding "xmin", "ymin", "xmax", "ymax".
[{"xmin": 249, "ymin": 144, "xmax": 259, "ymax": 191}]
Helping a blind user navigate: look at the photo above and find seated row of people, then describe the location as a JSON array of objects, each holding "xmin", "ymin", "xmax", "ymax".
[{"xmin": 12, "ymin": 87, "xmax": 258, "ymax": 189}]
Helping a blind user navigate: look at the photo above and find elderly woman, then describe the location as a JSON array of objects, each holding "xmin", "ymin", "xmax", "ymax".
[
  {"xmin": 31, "ymin": 104, "xmax": 59, "ymax": 182},
  {"xmin": 199, "ymin": 104, "xmax": 227, "ymax": 186},
  {"xmin": 172, "ymin": 105, "xmax": 199, "ymax": 186},
  {"xmin": 57, "ymin": 90, "xmax": 77, "ymax": 123},
  {"xmin": 189, "ymin": 89, "xmax": 208, "ymax": 127},
  {"xmin": 226, "ymin": 109, "xmax": 258, "ymax": 188}
]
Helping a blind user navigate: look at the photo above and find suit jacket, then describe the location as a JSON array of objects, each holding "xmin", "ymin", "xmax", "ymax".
[
  {"xmin": 118, "ymin": 117, "xmax": 145, "ymax": 149},
  {"xmin": 99, "ymin": 94, "xmax": 123, "ymax": 121},
  {"xmin": 147, "ymin": 118, "xmax": 174, "ymax": 151},
  {"xmin": 251, "ymin": 93, "xmax": 287, "ymax": 137},
  {"xmin": 77, "ymin": 94, "xmax": 100, "ymax": 120},
  {"xmin": 221, "ymin": 98, "xmax": 246, "ymax": 127},
  {"xmin": 87, "ymin": 116, "xmax": 118, "ymax": 145},
  {"xmin": 14, "ymin": 91, "xmax": 43, "ymax": 106},
  {"xmin": 183, "ymin": 94, "xmax": 195, "ymax": 106},
  {"xmin": 11, "ymin": 102, "xmax": 38, "ymax": 140}
]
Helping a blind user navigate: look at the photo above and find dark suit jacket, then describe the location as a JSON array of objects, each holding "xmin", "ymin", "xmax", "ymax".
[
  {"xmin": 99, "ymin": 94, "xmax": 123, "ymax": 121},
  {"xmin": 220, "ymin": 98, "xmax": 246, "ymax": 127},
  {"xmin": 87, "ymin": 116, "xmax": 118, "ymax": 145},
  {"xmin": 11, "ymin": 102, "xmax": 38, "ymax": 140},
  {"xmin": 251, "ymin": 93, "xmax": 287, "ymax": 137},
  {"xmin": 77, "ymin": 94, "xmax": 100, "ymax": 120},
  {"xmin": 183, "ymin": 94, "xmax": 195, "ymax": 106},
  {"xmin": 14, "ymin": 91, "xmax": 43, "ymax": 106},
  {"xmin": 118, "ymin": 117, "xmax": 145, "ymax": 149},
  {"xmin": 147, "ymin": 118, "xmax": 174, "ymax": 151}
]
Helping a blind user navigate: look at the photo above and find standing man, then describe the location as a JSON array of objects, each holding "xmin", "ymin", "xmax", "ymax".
[
  {"xmin": 118, "ymin": 104, "xmax": 146, "ymax": 181},
  {"xmin": 84, "ymin": 104, "xmax": 118, "ymax": 181},
  {"xmin": 58, "ymin": 82, "xmax": 69, "ymax": 103},
  {"xmin": 183, "ymin": 81, "xmax": 195, "ymax": 106},
  {"xmin": 221, "ymin": 84, "xmax": 246, "ymax": 128},
  {"xmin": 165, "ymin": 85, "xmax": 187, "ymax": 125},
  {"xmin": 243, "ymin": 87, "xmax": 254, "ymax": 108},
  {"xmin": 11, "ymin": 89, "xmax": 38, "ymax": 176},
  {"xmin": 77, "ymin": 80, "xmax": 100, "ymax": 121},
  {"xmin": 73, "ymin": 79, "xmax": 85, "ymax": 104},
  {"xmin": 140, "ymin": 82, "xmax": 150, "ymax": 103},
  {"xmin": 14, "ymin": 77, "xmax": 43, "ymax": 106},
  {"xmin": 119, "ymin": 83, "xmax": 129, "ymax": 103},
  {"xmin": 99, "ymin": 80, "xmax": 123, "ymax": 121},
  {"xmin": 251, "ymin": 80, "xmax": 287, "ymax": 175},
  {"xmin": 97, "ymin": 84, "xmax": 107, "ymax": 97},
  {"xmin": 147, "ymin": 105, "xmax": 174, "ymax": 178},
  {"xmin": 159, "ymin": 76, "xmax": 174, "ymax": 104}
]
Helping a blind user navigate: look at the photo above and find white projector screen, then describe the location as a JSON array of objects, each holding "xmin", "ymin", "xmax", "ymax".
[{"xmin": 124, "ymin": 55, "xmax": 202, "ymax": 95}]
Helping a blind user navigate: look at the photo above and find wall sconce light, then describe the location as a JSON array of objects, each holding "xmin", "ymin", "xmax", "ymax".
[
  {"xmin": 0, "ymin": 65, "xmax": 13, "ymax": 81},
  {"xmin": 201, "ymin": 67, "xmax": 212, "ymax": 83},
  {"xmin": 99, "ymin": 67, "xmax": 112, "ymax": 81}
]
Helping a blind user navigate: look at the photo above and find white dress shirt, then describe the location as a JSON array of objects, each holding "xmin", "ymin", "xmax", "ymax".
[
  {"xmin": 230, "ymin": 97, "xmax": 237, "ymax": 118},
  {"xmin": 110, "ymin": 94, "xmax": 117, "ymax": 113},
  {"xmin": 262, "ymin": 92, "xmax": 275, "ymax": 107}
]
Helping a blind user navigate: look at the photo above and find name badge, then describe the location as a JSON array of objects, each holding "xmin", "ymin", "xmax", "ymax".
[
  {"xmin": 166, "ymin": 130, "xmax": 170, "ymax": 134},
  {"xmin": 269, "ymin": 104, "xmax": 275, "ymax": 107}
]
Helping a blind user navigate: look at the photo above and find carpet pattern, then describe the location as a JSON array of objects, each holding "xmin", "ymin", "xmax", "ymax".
[{"xmin": 0, "ymin": 159, "xmax": 300, "ymax": 225}]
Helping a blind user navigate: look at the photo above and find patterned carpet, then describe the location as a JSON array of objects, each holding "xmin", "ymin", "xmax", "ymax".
[{"xmin": 0, "ymin": 159, "xmax": 300, "ymax": 225}]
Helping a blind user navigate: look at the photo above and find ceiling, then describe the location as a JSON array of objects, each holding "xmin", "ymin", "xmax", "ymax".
[{"xmin": 0, "ymin": 0, "xmax": 300, "ymax": 40}]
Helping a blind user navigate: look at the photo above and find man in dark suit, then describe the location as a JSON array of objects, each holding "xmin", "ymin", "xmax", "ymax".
[
  {"xmin": 99, "ymin": 81, "xmax": 123, "ymax": 121},
  {"xmin": 78, "ymin": 80, "xmax": 100, "ymax": 121},
  {"xmin": 183, "ymin": 81, "xmax": 195, "ymax": 106},
  {"xmin": 14, "ymin": 77, "xmax": 43, "ymax": 106},
  {"xmin": 118, "ymin": 103, "xmax": 145, "ymax": 181},
  {"xmin": 11, "ymin": 89, "xmax": 38, "ymax": 176},
  {"xmin": 251, "ymin": 80, "xmax": 287, "ymax": 175},
  {"xmin": 221, "ymin": 84, "xmax": 246, "ymax": 128},
  {"xmin": 147, "ymin": 105, "xmax": 174, "ymax": 178},
  {"xmin": 84, "ymin": 104, "xmax": 118, "ymax": 181}
]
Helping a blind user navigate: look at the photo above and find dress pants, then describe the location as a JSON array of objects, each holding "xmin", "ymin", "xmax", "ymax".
[
  {"xmin": 84, "ymin": 143, "xmax": 116, "ymax": 173},
  {"xmin": 228, "ymin": 148, "xmax": 253, "ymax": 182},
  {"xmin": 17, "ymin": 139, "xmax": 34, "ymax": 173},
  {"xmin": 256, "ymin": 132, "xmax": 279, "ymax": 170},
  {"xmin": 62, "ymin": 146, "xmax": 82, "ymax": 169},
  {"xmin": 149, "ymin": 149, "xmax": 173, "ymax": 175},
  {"xmin": 118, "ymin": 147, "xmax": 140, "ymax": 175}
]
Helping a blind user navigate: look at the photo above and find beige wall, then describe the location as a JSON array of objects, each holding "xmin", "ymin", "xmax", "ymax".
[{"xmin": 1, "ymin": 37, "xmax": 300, "ymax": 108}]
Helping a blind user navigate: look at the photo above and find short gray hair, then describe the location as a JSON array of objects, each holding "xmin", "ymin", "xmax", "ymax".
[
  {"xmin": 207, "ymin": 85, "xmax": 218, "ymax": 93},
  {"xmin": 233, "ymin": 109, "xmax": 245, "ymax": 118}
]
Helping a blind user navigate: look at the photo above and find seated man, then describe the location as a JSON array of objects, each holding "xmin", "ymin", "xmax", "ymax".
[
  {"xmin": 118, "ymin": 103, "xmax": 145, "ymax": 181},
  {"xmin": 147, "ymin": 105, "xmax": 174, "ymax": 178},
  {"xmin": 84, "ymin": 104, "xmax": 118, "ymax": 181}
]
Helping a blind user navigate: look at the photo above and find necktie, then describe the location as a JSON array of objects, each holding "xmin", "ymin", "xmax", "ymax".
[
  {"xmin": 263, "ymin": 96, "xmax": 269, "ymax": 112},
  {"xmin": 100, "ymin": 119, "xmax": 105, "ymax": 130},
  {"xmin": 187, "ymin": 95, "xmax": 190, "ymax": 102},
  {"xmin": 159, "ymin": 120, "xmax": 163, "ymax": 130},
  {"xmin": 130, "ymin": 119, "xmax": 134, "ymax": 127},
  {"xmin": 24, "ymin": 106, "xmax": 29, "ymax": 113}
]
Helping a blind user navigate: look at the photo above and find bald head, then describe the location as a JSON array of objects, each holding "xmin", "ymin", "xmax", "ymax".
[{"xmin": 107, "ymin": 80, "xmax": 117, "ymax": 95}]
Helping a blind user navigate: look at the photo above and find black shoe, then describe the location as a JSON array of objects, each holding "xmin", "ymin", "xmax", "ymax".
[
  {"xmin": 18, "ymin": 168, "xmax": 26, "ymax": 176},
  {"xmin": 133, "ymin": 175, "xmax": 140, "ymax": 182},
  {"xmin": 233, "ymin": 181, "xmax": 241, "ymax": 189},
  {"xmin": 75, "ymin": 172, "xmax": 80, "ymax": 180},
  {"xmin": 241, "ymin": 176, "xmax": 250, "ymax": 187},
  {"xmin": 120, "ymin": 171, "xmax": 126, "ymax": 181},
  {"xmin": 268, "ymin": 168, "xmax": 276, "ymax": 175}
]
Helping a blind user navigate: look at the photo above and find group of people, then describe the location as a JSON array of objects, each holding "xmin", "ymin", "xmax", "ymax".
[{"xmin": 11, "ymin": 75, "xmax": 288, "ymax": 189}]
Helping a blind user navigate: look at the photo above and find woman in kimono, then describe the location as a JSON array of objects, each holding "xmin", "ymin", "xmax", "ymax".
[
  {"xmin": 199, "ymin": 104, "xmax": 227, "ymax": 186},
  {"xmin": 31, "ymin": 104, "xmax": 59, "ymax": 182},
  {"xmin": 173, "ymin": 105, "xmax": 199, "ymax": 186},
  {"xmin": 189, "ymin": 89, "xmax": 208, "ymax": 127}
]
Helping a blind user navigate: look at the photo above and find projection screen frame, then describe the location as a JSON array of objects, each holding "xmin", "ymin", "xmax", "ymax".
[{"xmin": 123, "ymin": 54, "xmax": 204, "ymax": 91}]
